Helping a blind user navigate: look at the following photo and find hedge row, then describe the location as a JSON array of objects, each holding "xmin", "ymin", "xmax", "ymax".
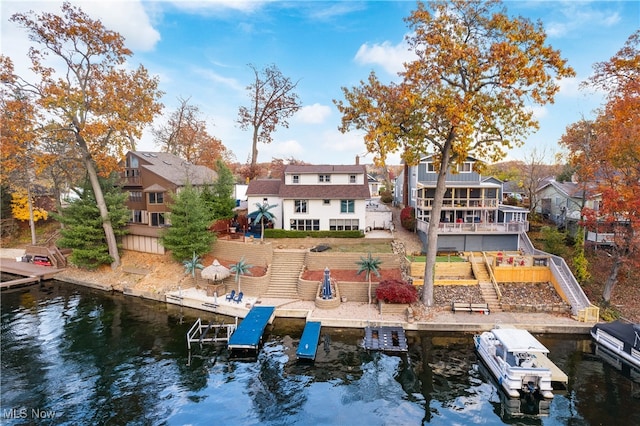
[{"xmin": 263, "ymin": 229, "xmax": 364, "ymax": 239}]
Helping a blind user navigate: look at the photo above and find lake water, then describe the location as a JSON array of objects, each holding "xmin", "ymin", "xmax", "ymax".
[{"xmin": 2, "ymin": 280, "xmax": 639, "ymax": 425}]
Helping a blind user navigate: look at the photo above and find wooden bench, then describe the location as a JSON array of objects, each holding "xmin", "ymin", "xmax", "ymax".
[{"xmin": 451, "ymin": 302, "xmax": 490, "ymax": 314}]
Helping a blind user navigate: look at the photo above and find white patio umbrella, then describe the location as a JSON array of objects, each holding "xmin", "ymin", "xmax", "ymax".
[{"xmin": 200, "ymin": 259, "xmax": 231, "ymax": 282}]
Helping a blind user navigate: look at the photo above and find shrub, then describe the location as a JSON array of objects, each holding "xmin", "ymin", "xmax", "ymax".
[
  {"xmin": 379, "ymin": 188, "xmax": 393, "ymax": 204},
  {"xmin": 400, "ymin": 207, "xmax": 416, "ymax": 232},
  {"xmin": 264, "ymin": 229, "xmax": 363, "ymax": 238},
  {"xmin": 375, "ymin": 279, "xmax": 418, "ymax": 304}
]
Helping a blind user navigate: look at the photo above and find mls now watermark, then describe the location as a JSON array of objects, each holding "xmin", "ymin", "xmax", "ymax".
[{"xmin": 3, "ymin": 408, "xmax": 56, "ymax": 420}]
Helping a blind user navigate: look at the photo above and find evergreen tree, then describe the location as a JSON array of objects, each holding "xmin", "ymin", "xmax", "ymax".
[
  {"xmin": 54, "ymin": 176, "xmax": 128, "ymax": 269},
  {"xmin": 201, "ymin": 159, "xmax": 236, "ymax": 220},
  {"xmin": 160, "ymin": 183, "xmax": 215, "ymax": 261}
]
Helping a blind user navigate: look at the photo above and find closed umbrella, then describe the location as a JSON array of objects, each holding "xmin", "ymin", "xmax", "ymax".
[
  {"xmin": 322, "ymin": 267, "xmax": 333, "ymax": 299},
  {"xmin": 201, "ymin": 259, "xmax": 231, "ymax": 282}
]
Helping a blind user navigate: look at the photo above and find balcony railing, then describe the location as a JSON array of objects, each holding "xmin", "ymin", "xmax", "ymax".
[
  {"xmin": 417, "ymin": 220, "xmax": 528, "ymax": 234},
  {"xmin": 416, "ymin": 198, "xmax": 498, "ymax": 209}
]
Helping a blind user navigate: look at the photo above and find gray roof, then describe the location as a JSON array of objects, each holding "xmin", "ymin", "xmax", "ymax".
[{"xmin": 131, "ymin": 151, "xmax": 217, "ymax": 186}]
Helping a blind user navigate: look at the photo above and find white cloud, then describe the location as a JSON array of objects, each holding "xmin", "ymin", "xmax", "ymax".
[
  {"xmin": 168, "ymin": 0, "xmax": 266, "ymax": 14},
  {"xmin": 192, "ymin": 67, "xmax": 245, "ymax": 92},
  {"xmin": 354, "ymin": 39, "xmax": 414, "ymax": 75},
  {"xmin": 260, "ymin": 139, "xmax": 304, "ymax": 161},
  {"xmin": 295, "ymin": 103, "xmax": 332, "ymax": 124},
  {"xmin": 545, "ymin": 3, "xmax": 622, "ymax": 37}
]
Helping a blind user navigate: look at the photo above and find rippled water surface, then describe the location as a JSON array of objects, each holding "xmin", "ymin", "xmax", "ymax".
[{"xmin": 2, "ymin": 281, "xmax": 639, "ymax": 425}]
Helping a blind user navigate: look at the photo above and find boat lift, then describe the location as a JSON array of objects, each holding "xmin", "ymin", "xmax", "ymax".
[{"xmin": 186, "ymin": 317, "xmax": 238, "ymax": 351}]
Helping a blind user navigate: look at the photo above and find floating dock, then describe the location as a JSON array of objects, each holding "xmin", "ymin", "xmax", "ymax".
[
  {"xmin": 363, "ymin": 326, "xmax": 408, "ymax": 352},
  {"xmin": 228, "ymin": 306, "xmax": 276, "ymax": 352},
  {"xmin": 186, "ymin": 318, "xmax": 238, "ymax": 351},
  {"xmin": 296, "ymin": 321, "xmax": 322, "ymax": 360}
]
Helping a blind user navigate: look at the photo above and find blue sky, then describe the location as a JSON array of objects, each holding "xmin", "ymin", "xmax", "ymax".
[{"xmin": 2, "ymin": 1, "xmax": 638, "ymax": 166}]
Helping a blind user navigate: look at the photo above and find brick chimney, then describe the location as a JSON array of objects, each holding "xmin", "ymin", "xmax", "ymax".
[{"xmin": 355, "ymin": 155, "xmax": 359, "ymax": 165}]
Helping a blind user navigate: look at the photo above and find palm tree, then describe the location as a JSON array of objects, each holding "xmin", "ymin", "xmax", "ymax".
[
  {"xmin": 249, "ymin": 201, "xmax": 278, "ymax": 242},
  {"xmin": 183, "ymin": 252, "xmax": 204, "ymax": 285},
  {"xmin": 356, "ymin": 252, "xmax": 382, "ymax": 304},
  {"xmin": 229, "ymin": 256, "xmax": 253, "ymax": 293}
]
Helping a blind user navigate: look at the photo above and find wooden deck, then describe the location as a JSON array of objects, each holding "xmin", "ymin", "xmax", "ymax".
[{"xmin": 0, "ymin": 257, "xmax": 64, "ymax": 289}]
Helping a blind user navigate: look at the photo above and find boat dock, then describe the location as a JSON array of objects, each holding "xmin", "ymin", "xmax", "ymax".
[
  {"xmin": 186, "ymin": 318, "xmax": 238, "ymax": 351},
  {"xmin": 1, "ymin": 257, "xmax": 64, "ymax": 290},
  {"xmin": 363, "ymin": 326, "xmax": 408, "ymax": 352},
  {"xmin": 537, "ymin": 354, "xmax": 569, "ymax": 385},
  {"xmin": 296, "ymin": 321, "xmax": 322, "ymax": 360},
  {"xmin": 228, "ymin": 306, "xmax": 276, "ymax": 352}
]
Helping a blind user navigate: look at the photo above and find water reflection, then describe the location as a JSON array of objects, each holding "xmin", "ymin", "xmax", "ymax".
[{"xmin": 2, "ymin": 281, "xmax": 639, "ymax": 425}]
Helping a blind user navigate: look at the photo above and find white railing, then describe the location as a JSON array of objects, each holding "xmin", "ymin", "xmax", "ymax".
[{"xmin": 417, "ymin": 220, "xmax": 528, "ymax": 234}]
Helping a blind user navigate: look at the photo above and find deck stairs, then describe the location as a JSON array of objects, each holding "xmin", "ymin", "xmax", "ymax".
[
  {"xmin": 470, "ymin": 253, "xmax": 502, "ymax": 313},
  {"xmin": 262, "ymin": 250, "xmax": 306, "ymax": 299}
]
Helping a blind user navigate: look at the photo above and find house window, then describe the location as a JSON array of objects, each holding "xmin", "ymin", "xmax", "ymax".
[
  {"xmin": 131, "ymin": 210, "xmax": 143, "ymax": 223},
  {"xmin": 150, "ymin": 212, "xmax": 165, "ymax": 227},
  {"xmin": 340, "ymin": 199, "xmax": 355, "ymax": 213},
  {"xmin": 349, "ymin": 175, "xmax": 356, "ymax": 184},
  {"xmin": 292, "ymin": 175, "xmax": 299, "ymax": 184},
  {"xmin": 129, "ymin": 191, "xmax": 142, "ymax": 203},
  {"xmin": 295, "ymin": 199, "xmax": 308, "ymax": 213},
  {"xmin": 456, "ymin": 162, "xmax": 472, "ymax": 172},
  {"xmin": 148, "ymin": 192, "xmax": 164, "ymax": 204},
  {"xmin": 323, "ymin": 199, "xmax": 330, "ymax": 205},
  {"xmin": 329, "ymin": 219, "xmax": 360, "ymax": 231},
  {"xmin": 319, "ymin": 174, "xmax": 331, "ymax": 183},
  {"xmin": 290, "ymin": 219, "xmax": 319, "ymax": 231},
  {"xmin": 125, "ymin": 156, "xmax": 138, "ymax": 168}
]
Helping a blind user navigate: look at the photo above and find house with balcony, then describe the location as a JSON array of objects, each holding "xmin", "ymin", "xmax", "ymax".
[
  {"xmin": 245, "ymin": 163, "xmax": 370, "ymax": 232},
  {"xmin": 120, "ymin": 151, "xmax": 217, "ymax": 253},
  {"xmin": 394, "ymin": 155, "xmax": 530, "ymax": 252}
]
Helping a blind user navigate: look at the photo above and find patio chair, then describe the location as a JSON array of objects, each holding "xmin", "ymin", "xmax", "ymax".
[
  {"xmin": 225, "ymin": 290, "xmax": 236, "ymax": 302},
  {"xmin": 233, "ymin": 291, "xmax": 244, "ymax": 304}
]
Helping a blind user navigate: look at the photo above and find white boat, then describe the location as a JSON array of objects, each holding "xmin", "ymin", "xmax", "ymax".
[
  {"xmin": 591, "ymin": 320, "xmax": 640, "ymax": 369},
  {"xmin": 474, "ymin": 328, "xmax": 556, "ymax": 399}
]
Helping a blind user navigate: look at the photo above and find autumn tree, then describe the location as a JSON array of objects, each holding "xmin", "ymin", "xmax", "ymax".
[
  {"xmin": 3, "ymin": 3, "xmax": 163, "ymax": 268},
  {"xmin": 562, "ymin": 30, "xmax": 640, "ymax": 304},
  {"xmin": 153, "ymin": 96, "xmax": 232, "ymax": 166},
  {"xmin": 336, "ymin": 0, "xmax": 574, "ymax": 306},
  {"xmin": 237, "ymin": 64, "xmax": 301, "ymax": 180}
]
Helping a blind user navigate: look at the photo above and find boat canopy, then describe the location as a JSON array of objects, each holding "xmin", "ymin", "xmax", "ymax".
[{"xmin": 491, "ymin": 328, "xmax": 549, "ymax": 353}]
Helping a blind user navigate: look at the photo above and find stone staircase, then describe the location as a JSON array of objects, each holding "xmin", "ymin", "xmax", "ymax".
[
  {"xmin": 262, "ymin": 249, "xmax": 306, "ymax": 298},
  {"xmin": 472, "ymin": 259, "xmax": 502, "ymax": 313}
]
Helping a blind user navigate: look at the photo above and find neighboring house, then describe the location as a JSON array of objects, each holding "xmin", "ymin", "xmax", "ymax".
[
  {"xmin": 502, "ymin": 180, "xmax": 527, "ymax": 204},
  {"xmin": 246, "ymin": 163, "xmax": 371, "ymax": 232},
  {"xmin": 395, "ymin": 155, "xmax": 529, "ymax": 252},
  {"xmin": 367, "ymin": 173, "xmax": 381, "ymax": 197},
  {"xmin": 534, "ymin": 177, "xmax": 601, "ymax": 229},
  {"xmin": 120, "ymin": 151, "xmax": 217, "ymax": 253}
]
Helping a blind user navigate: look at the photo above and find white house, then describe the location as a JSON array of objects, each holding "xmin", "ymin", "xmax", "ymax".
[{"xmin": 246, "ymin": 163, "xmax": 371, "ymax": 231}]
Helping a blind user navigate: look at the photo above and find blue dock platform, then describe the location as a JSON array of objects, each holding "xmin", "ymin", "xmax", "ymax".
[
  {"xmin": 228, "ymin": 306, "xmax": 275, "ymax": 352},
  {"xmin": 296, "ymin": 321, "xmax": 322, "ymax": 360}
]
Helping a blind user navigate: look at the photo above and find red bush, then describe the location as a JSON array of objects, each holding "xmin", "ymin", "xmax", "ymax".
[
  {"xmin": 375, "ymin": 279, "xmax": 418, "ymax": 304},
  {"xmin": 400, "ymin": 207, "xmax": 416, "ymax": 231}
]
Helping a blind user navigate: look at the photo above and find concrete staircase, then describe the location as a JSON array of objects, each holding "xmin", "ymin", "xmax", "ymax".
[
  {"xmin": 472, "ymin": 260, "xmax": 502, "ymax": 313},
  {"xmin": 262, "ymin": 250, "xmax": 306, "ymax": 298}
]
